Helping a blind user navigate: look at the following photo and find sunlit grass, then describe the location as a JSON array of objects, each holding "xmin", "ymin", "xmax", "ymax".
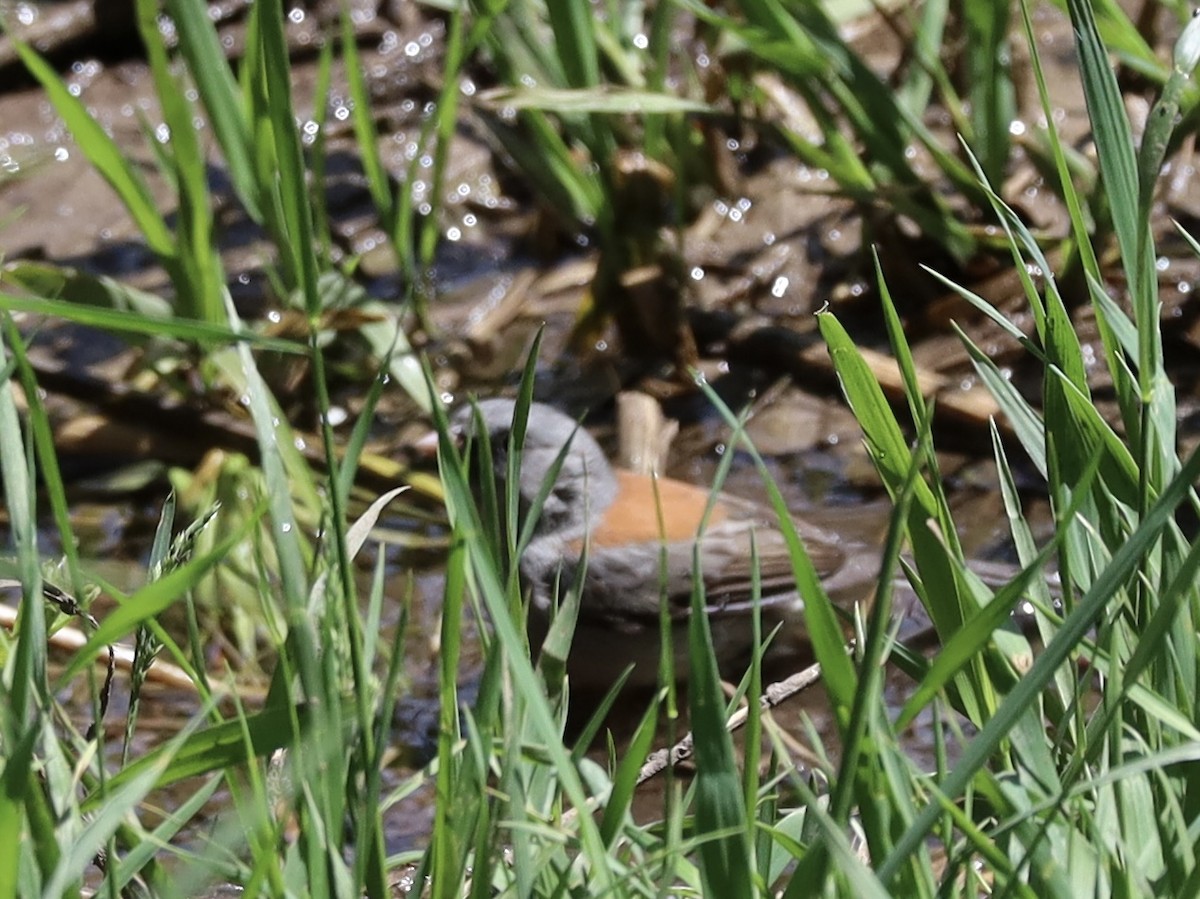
[
  {"xmin": 2, "ymin": 0, "xmax": 430, "ymax": 409},
  {"xmin": 2, "ymin": 0, "xmax": 1200, "ymax": 896}
]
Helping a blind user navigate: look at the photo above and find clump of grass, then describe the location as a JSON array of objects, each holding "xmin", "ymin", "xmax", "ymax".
[
  {"xmin": 4, "ymin": 1, "xmax": 1200, "ymax": 896},
  {"xmin": 807, "ymin": 2, "xmax": 1200, "ymax": 891},
  {"xmin": 0, "ymin": 263, "xmax": 417, "ymax": 895},
  {"xmin": 3, "ymin": 0, "xmax": 430, "ymax": 407},
  {"xmin": 466, "ymin": 0, "xmax": 716, "ymax": 363},
  {"xmin": 474, "ymin": 0, "xmax": 1195, "ymax": 348},
  {"xmin": 415, "ymin": 1, "xmax": 1200, "ymax": 891}
]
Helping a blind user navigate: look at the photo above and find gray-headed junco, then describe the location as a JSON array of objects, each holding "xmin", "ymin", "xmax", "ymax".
[{"xmin": 446, "ymin": 398, "xmax": 880, "ymax": 688}]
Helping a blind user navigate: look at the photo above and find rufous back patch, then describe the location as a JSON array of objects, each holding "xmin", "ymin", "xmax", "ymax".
[{"xmin": 585, "ymin": 471, "xmax": 729, "ymax": 547}]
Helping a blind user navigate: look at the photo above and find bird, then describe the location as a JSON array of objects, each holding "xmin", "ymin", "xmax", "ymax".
[{"xmin": 444, "ymin": 398, "xmax": 881, "ymax": 689}]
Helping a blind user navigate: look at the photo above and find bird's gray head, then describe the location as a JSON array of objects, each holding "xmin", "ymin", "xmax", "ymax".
[{"xmin": 451, "ymin": 399, "xmax": 619, "ymax": 538}]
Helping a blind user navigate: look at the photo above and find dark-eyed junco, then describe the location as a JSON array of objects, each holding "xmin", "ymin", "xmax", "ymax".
[{"xmin": 446, "ymin": 398, "xmax": 881, "ymax": 689}]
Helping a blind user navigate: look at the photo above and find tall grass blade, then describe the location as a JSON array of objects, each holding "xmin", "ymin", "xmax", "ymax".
[
  {"xmin": 880, "ymin": 442, "xmax": 1200, "ymax": 879},
  {"xmin": 135, "ymin": 0, "xmax": 225, "ymax": 322},
  {"xmin": 9, "ymin": 41, "xmax": 173, "ymax": 258},
  {"xmin": 686, "ymin": 548, "xmax": 754, "ymax": 896},
  {"xmin": 165, "ymin": 0, "xmax": 261, "ymax": 222}
]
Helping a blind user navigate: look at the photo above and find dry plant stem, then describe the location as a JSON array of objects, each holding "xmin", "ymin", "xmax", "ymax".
[
  {"xmin": 636, "ymin": 658, "xmax": 825, "ymax": 786},
  {"xmin": 0, "ymin": 581, "xmax": 115, "ymax": 738},
  {"xmin": 635, "ymin": 620, "xmax": 944, "ymax": 787},
  {"xmin": 0, "ymin": 595, "xmax": 259, "ymax": 698},
  {"xmin": 615, "ymin": 390, "xmax": 677, "ymax": 474}
]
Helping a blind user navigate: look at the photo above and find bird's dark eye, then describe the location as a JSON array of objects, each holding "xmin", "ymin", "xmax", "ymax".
[{"xmin": 553, "ymin": 481, "xmax": 577, "ymax": 508}]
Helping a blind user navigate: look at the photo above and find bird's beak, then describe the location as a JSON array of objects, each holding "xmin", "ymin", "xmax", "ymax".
[
  {"xmin": 410, "ymin": 429, "xmax": 441, "ymax": 462},
  {"xmin": 410, "ymin": 421, "xmax": 466, "ymax": 464}
]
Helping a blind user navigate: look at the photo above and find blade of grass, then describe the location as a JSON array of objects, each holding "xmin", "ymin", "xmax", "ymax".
[
  {"xmin": 427, "ymin": 365, "xmax": 616, "ymax": 894},
  {"xmin": 687, "ymin": 543, "xmax": 753, "ymax": 896},
  {"xmin": 879, "ymin": 441, "xmax": 1200, "ymax": 879},
  {"xmin": 135, "ymin": 0, "xmax": 225, "ymax": 322},
  {"xmin": 255, "ymin": 0, "xmax": 320, "ymax": 315},
  {"xmin": 165, "ymin": 0, "xmax": 261, "ymax": 222},
  {"xmin": 0, "ymin": 291, "xmax": 304, "ymax": 354},
  {"xmin": 56, "ymin": 507, "xmax": 263, "ymax": 684},
  {"xmin": 698, "ymin": 381, "xmax": 859, "ymax": 717},
  {"xmin": 8, "ymin": 40, "xmax": 174, "ymax": 259}
]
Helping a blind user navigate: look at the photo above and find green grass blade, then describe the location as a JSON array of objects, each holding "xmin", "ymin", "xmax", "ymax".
[
  {"xmin": 895, "ymin": 496, "xmax": 1079, "ymax": 730},
  {"xmin": 44, "ymin": 723, "xmax": 197, "ymax": 896},
  {"xmin": 254, "ymin": 0, "xmax": 321, "ymax": 313},
  {"xmin": 56, "ymin": 509, "xmax": 262, "ymax": 683},
  {"xmin": 79, "ymin": 701, "xmax": 341, "ymax": 812},
  {"xmin": 962, "ymin": 1, "xmax": 1013, "ymax": 186},
  {"xmin": 165, "ymin": 0, "xmax": 261, "ymax": 222},
  {"xmin": 699, "ymin": 383, "xmax": 859, "ymax": 715},
  {"xmin": 0, "ymin": 288, "xmax": 304, "ymax": 353},
  {"xmin": 956, "ymin": 326, "xmax": 1047, "ymax": 477},
  {"xmin": 1066, "ymin": 0, "xmax": 1152, "ymax": 359},
  {"xmin": 547, "ymin": 1, "xmax": 599, "ymax": 88},
  {"xmin": 340, "ymin": 6, "xmax": 396, "ymax": 236},
  {"xmin": 687, "ymin": 555, "xmax": 754, "ymax": 896},
  {"xmin": 426, "ymin": 366, "xmax": 616, "ymax": 893},
  {"xmin": 135, "ymin": 0, "xmax": 225, "ymax": 322},
  {"xmin": 10, "ymin": 40, "xmax": 174, "ymax": 258},
  {"xmin": 880, "ymin": 442, "xmax": 1200, "ymax": 879}
]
